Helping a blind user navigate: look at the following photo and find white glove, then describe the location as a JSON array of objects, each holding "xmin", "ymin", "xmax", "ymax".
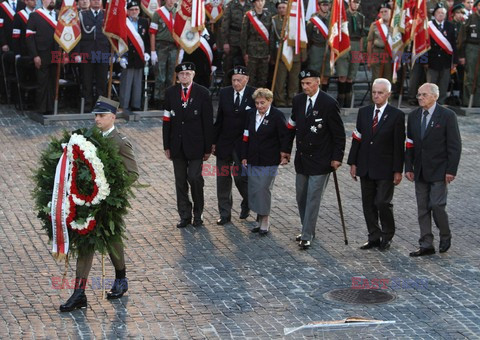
[
  {"xmin": 75, "ymin": 55, "xmax": 82, "ymax": 63},
  {"xmin": 144, "ymin": 53, "xmax": 150, "ymax": 62},
  {"xmin": 15, "ymin": 54, "xmax": 21, "ymax": 60},
  {"xmin": 211, "ymin": 65, "xmax": 217, "ymax": 74},
  {"xmin": 119, "ymin": 58, "xmax": 128, "ymax": 69},
  {"xmin": 151, "ymin": 51, "xmax": 158, "ymax": 65}
]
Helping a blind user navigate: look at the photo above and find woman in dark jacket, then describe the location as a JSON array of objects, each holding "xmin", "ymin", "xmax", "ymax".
[{"xmin": 241, "ymin": 88, "xmax": 291, "ymax": 235}]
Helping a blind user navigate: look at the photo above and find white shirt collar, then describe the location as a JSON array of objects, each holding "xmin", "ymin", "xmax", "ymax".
[
  {"xmin": 102, "ymin": 125, "xmax": 115, "ymax": 137},
  {"xmin": 305, "ymin": 88, "xmax": 320, "ymax": 114},
  {"xmin": 234, "ymin": 86, "xmax": 246, "ymax": 100},
  {"xmin": 374, "ymin": 102, "xmax": 388, "ymax": 120}
]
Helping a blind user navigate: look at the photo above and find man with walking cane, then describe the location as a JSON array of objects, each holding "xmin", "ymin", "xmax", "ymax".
[{"xmin": 285, "ymin": 69, "xmax": 346, "ymax": 250}]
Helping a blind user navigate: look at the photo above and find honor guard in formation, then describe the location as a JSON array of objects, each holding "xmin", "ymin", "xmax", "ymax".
[
  {"xmin": 458, "ymin": 0, "xmax": 480, "ymax": 107},
  {"xmin": 60, "ymin": 97, "xmax": 139, "ymax": 312},
  {"xmin": 286, "ymin": 70, "xmax": 346, "ymax": 250},
  {"xmin": 149, "ymin": 0, "xmax": 176, "ymax": 109},
  {"xmin": 0, "ymin": 0, "xmax": 25, "ymax": 54},
  {"xmin": 26, "ymin": 0, "xmax": 57, "ymax": 114},
  {"xmin": 271, "ymin": 0, "xmax": 306, "ymax": 107},
  {"xmin": 426, "ymin": 3, "xmax": 458, "ymax": 105},
  {"xmin": 213, "ymin": 66, "xmax": 255, "ymax": 225},
  {"xmin": 221, "ymin": 0, "xmax": 252, "ymax": 85},
  {"xmin": 77, "ymin": 0, "xmax": 110, "ymax": 112},
  {"xmin": 367, "ymin": 3, "xmax": 392, "ymax": 82},
  {"xmin": 306, "ymin": 0, "xmax": 331, "ymax": 91},
  {"xmin": 335, "ymin": 0, "xmax": 365, "ymax": 108},
  {"xmin": 162, "ymin": 62, "xmax": 214, "ymax": 229},
  {"xmin": 11, "ymin": 0, "xmax": 35, "ymax": 57},
  {"xmin": 240, "ymin": 0, "xmax": 272, "ymax": 88}
]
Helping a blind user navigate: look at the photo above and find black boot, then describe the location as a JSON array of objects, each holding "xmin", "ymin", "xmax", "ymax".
[
  {"xmin": 107, "ymin": 269, "xmax": 128, "ymax": 299},
  {"xmin": 344, "ymin": 83, "xmax": 353, "ymax": 108},
  {"xmin": 337, "ymin": 82, "xmax": 345, "ymax": 107},
  {"xmin": 59, "ymin": 278, "xmax": 87, "ymax": 312}
]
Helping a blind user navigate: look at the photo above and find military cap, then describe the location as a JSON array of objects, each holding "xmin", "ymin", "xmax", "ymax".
[
  {"xmin": 432, "ymin": 2, "xmax": 446, "ymax": 15},
  {"xmin": 228, "ymin": 66, "xmax": 248, "ymax": 78},
  {"xmin": 299, "ymin": 69, "xmax": 320, "ymax": 80},
  {"xmin": 92, "ymin": 96, "xmax": 119, "ymax": 114},
  {"xmin": 451, "ymin": 3, "xmax": 465, "ymax": 13},
  {"xmin": 127, "ymin": 1, "xmax": 140, "ymax": 9},
  {"xmin": 276, "ymin": 0, "xmax": 287, "ymax": 7},
  {"xmin": 318, "ymin": 0, "xmax": 330, "ymax": 4},
  {"xmin": 175, "ymin": 62, "xmax": 196, "ymax": 72},
  {"xmin": 378, "ymin": 2, "xmax": 391, "ymax": 11}
]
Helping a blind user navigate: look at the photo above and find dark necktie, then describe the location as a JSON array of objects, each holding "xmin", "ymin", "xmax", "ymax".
[
  {"xmin": 421, "ymin": 110, "xmax": 428, "ymax": 138},
  {"xmin": 306, "ymin": 98, "xmax": 313, "ymax": 118},
  {"xmin": 234, "ymin": 92, "xmax": 240, "ymax": 108},
  {"xmin": 94, "ymin": 10, "xmax": 98, "ymax": 17},
  {"xmin": 372, "ymin": 109, "xmax": 380, "ymax": 132},
  {"xmin": 12, "ymin": 1, "xmax": 16, "ymax": 11},
  {"xmin": 183, "ymin": 87, "xmax": 188, "ymax": 97}
]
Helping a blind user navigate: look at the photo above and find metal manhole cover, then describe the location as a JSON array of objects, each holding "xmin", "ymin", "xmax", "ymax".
[{"xmin": 324, "ymin": 289, "xmax": 396, "ymax": 305}]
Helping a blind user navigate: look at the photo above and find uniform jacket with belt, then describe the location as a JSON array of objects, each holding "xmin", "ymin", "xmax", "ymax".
[
  {"xmin": 288, "ymin": 90, "xmax": 346, "ymax": 175},
  {"xmin": 405, "ymin": 104, "xmax": 462, "ymax": 182},
  {"xmin": 242, "ymin": 106, "xmax": 291, "ymax": 166},
  {"xmin": 347, "ymin": 103, "xmax": 405, "ymax": 180},
  {"xmin": 163, "ymin": 83, "xmax": 214, "ymax": 160},
  {"xmin": 214, "ymin": 85, "xmax": 256, "ymax": 160}
]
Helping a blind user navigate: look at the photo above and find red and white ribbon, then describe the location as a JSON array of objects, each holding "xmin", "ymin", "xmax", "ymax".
[
  {"xmin": 36, "ymin": 8, "xmax": 58, "ymax": 29},
  {"xmin": 0, "ymin": 2, "xmax": 15, "ymax": 20},
  {"xmin": 352, "ymin": 129, "xmax": 362, "ymax": 141},
  {"xmin": 428, "ymin": 21, "xmax": 453, "ymax": 55},
  {"xmin": 246, "ymin": 11, "xmax": 269, "ymax": 44},
  {"xmin": 126, "ymin": 18, "xmax": 145, "ymax": 61},
  {"xmin": 310, "ymin": 16, "xmax": 328, "ymax": 39},
  {"xmin": 18, "ymin": 9, "xmax": 29, "ymax": 24},
  {"xmin": 375, "ymin": 19, "xmax": 392, "ymax": 57},
  {"xmin": 199, "ymin": 29, "xmax": 213, "ymax": 66},
  {"xmin": 242, "ymin": 129, "xmax": 249, "ymax": 142},
  {"xmin": 406, "ymin": 137, "xmax": 414, "ymax": 148}
]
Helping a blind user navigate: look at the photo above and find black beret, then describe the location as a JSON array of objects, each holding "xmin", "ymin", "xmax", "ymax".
[
  {"xmin": 451, "ymin": 3, "xmax": 465, "ymax": 13},
  {"xmin": 298, "ymin": 69, "xmax": 320, "ymax": 80},
  {"xmin": 378, "ymin": 2, "xmax": 391, "ymax": 11},
  {"xmin": 92, "ymin": 96, "xmax": 119, "ymax": 114},
  {"xmin": 127, "ymin": 1, "xmax": 139, "ymax": 9},
  {"xmin": 432, "ymin": 2, "xmax": 446, "ymax": 15},
  {"xmin": 228, "ymin": 66, "xmax": 248, "ymax": 77},
  {"xmin": 175, "ymin": 62, "xmax": 196, "ymax": 72}
]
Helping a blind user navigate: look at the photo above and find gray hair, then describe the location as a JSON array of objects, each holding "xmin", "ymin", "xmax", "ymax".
[
  {"xmin": 422, "ymin": 83, "xmax": 440, "ymax": 98},
  {"xmin": 252, "ymin": 88, "xmax": 274, "ymax": 101},
  {"xmin": 372, "ymin": 78, "xmax": 392, "ymax": 92}
]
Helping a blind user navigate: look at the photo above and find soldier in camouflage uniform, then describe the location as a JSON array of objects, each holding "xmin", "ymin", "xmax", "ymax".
[
  {"xmin": 149, "ymin": 0, "xmax": 177, "ymax": 109},
  {"xmin": 270, "ymin": 0, "xmax": 306, "ymax": 107},
  {"xmin": 335, "ymin": 0, "xmax": 365, "ymax": 107},
  {"xmin": 458, "ymin": 0, "xmax": 480, "ymax": 106},
  {"xmin": 222, "ymin": 0, "xmax": 252, "ymax": 85},
  {"xmin": 306, "ymin": 0, "xmax": 331, "ymax": 91},
  {"xmin": 367, "ymin": 3, "xmax": 392, "ymax": 82},
  {"xmin": 240, "ymin": 0, "xmax": 272, "ymax": 88}
]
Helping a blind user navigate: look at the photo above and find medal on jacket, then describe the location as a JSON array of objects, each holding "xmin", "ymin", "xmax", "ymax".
[{"xmin": 181, "ymin": 86, "xmax": 192, "ymax": 108}]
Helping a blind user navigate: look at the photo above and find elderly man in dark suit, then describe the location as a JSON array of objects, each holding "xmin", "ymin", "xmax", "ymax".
[
  {"xmin": 286, "ymin": 69, "xmax": 346, "ymax": 250},
  {"xmin": 213, "ymin": 66, "xmax": 255, "ymax": 225},
  {"xmin": 163, "ymin": 62, "xmax": 214, "ymax": 228},
  {"xmin": 405, "ymin": 83, "xmax": 462, "ymax": 256},
  {"xmin": 347, "ymin": 78, "xmax": 405, "ymax": 251}
]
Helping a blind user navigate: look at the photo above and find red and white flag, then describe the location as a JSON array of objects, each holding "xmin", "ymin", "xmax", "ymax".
[
  {"xmin": 282, "ymin": 0, "xmax": 308, "ymax": 71},
  {"xmin": 141, "ymin": 0, "xmax": 160, "ymax": 19},
  {"xmin": 103, "ymin": 0, "xmax": 128, "ymax": 56},
  {"xmin": 305, "ymin": 0, "xmax": 319, "ymax": 20},
  {"xmin": 328, "ymin": 0, "xmax": 350, "ymax": 72},
  {"xmin": 205, "ymin": 0, "xmax": 223, "ymax": 23},
  {"xmin": 173, "ymin": 0, "xmax": 206, "ymax": 53},
  {"xmin": 411, "ymin": 0, "xmax": 430, "ymax": 65},
  {"xmin": 55, "ymin": 0, "xmax": 81, "ymax": 53}
]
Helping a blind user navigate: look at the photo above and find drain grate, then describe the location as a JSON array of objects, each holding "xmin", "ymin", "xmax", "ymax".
[{"xmin": 324, "ymin": 288, "xmax": 396, "ymax": 305}]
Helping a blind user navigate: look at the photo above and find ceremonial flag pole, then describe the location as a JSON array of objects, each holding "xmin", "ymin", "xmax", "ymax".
[
  {"xmin": 271, "ymin": 0, "xmax": 293, "ymax": 94},
  {"xmin": 328, "ymin": 0, "xmax": 350, "ymax": 77}
]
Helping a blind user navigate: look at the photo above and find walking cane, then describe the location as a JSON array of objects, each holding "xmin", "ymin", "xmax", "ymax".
[
  {"xmin": 333, "ymin": 171, "xmax": 348, "ymax": 245},
  {"xmin": 102, "ymin": 254, "xmax": 105, "ymax": 300}
]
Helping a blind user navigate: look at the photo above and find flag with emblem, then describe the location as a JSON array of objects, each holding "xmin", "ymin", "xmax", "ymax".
[
  {"xmin": 328, "ymin": 0, "xmax": 350, "ymax": 72},
  {"xmin": 54, "ymin": 0, "xmax": 81, "ymax": 53},
  {"xmin": 282, "ymin": 0, "xmax": 307, "ymax": 71},
  {"xmin": 173, "ymin": 0, "xmax": 205, "ymax": 53},
  {"xmin": 411, "ymin": 0, "xmax": 430, "ymax": 65},
  {"xmin": 141, "ymin": 0, "xmax": 160, "ymax": 19},
  {"xmin": 205, "ymin": 0, "xmax": 223, "ymax": 23},
  {"xmin": 103, "ymin": 0, "xmax": 128, "ymax": 56},
  {"xmin": 390, "ymin": 0, "xmax": 404, "ymax": 83}
]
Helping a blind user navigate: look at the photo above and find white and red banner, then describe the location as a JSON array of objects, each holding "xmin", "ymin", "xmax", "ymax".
[
  {"xmin": 150, "ymin": 6, "xmax": 174, "ymax": 34},
  {"xmin": 411, "ymin": 0, "xmax": 430, "ymax": 65},
  {"xmin": 205, "ymin": 0, "xmax": 223, "ymax": 23},
  {"xmin": 103, "ymin": 0, "xmax": 128, "ymax": 56},
  {"xmin": 174, "ymin": 0, "xmax": 205, "ymax": 54},
  {"xmin": 282, "ymin": 0, "xmax": 308, "ymax": 71},
  {"xmin": 328, "ymin": 0, "xmax": 350, "ymax": 71},
  {"xmin": 246, "ymin": 10, "xmax": 269, "ymax": 44},
  {"xmin": 0, "ymin": 2, "xmax": 15, "ymax": 20},
  {"xmin": 141, "ymin": 0, "xmax": 159, "ymax": 19},
  {"xmin": 310, "ymin": 16, "xmax": 328, "ymax": 39},
  {"xmin": 428, "ymin": 21, "xmax": 453, "ymax": 54},
  {"xmin": 126, "ymin": 18, "xmax": 145, "ymax": 61},
  {"xmin": 55, "ymin": 0, "xmax": 81, "ymax": 53},
  {"xmin": 305, "ymin": 0, "xmax": 319, "ymax": 21},
  {"xmin": 36, "ymin": 8, "xmax": 58, "ymax": 29},
  {"xmin": 18, "ymin": 9, "xmax": 29, "ymax": 24}
]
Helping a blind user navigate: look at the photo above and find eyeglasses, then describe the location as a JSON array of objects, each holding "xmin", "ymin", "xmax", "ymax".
[{"xmin": 416, "ymin": 93, "xmax": 431, "ymax": 98}]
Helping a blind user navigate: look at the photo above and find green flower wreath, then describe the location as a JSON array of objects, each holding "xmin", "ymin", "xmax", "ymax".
[{"xmin": 33, "ymin": 127, "xmax": 135, "ymax": 258}]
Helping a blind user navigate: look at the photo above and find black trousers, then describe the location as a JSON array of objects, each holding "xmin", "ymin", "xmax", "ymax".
[
  {"xmin": 172, "ymin": 157, "xmax": 204, "ymax": 221},
  {"xmin": 360, "ymin": 176, "xmax": 395, "ymax": 242},
  {"xmin": 35, "ymin": 54, "xmax": 56, "ymax": 113},
  {"xmin": 82, "ymin": 61, "xmax": 109, "ymax": 110}
]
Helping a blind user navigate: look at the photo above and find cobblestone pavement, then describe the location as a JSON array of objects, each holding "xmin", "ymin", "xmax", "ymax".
[{"xmin": 1, "ymin": 105, "xmax": 479, "ymax": 339}]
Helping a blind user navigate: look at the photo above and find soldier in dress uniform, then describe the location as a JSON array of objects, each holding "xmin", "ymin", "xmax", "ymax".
[
  {"xmin": 367, "ymin": 3, "xmax": 392, "ymax": 82},
  {"xmin": 240, "ymin": 0, "xmax": 272, "ymax": 88},
  {"xmin": 221, "ymin": 0, "xmax": 251, "ymax": 85},
  {"xmin": 306, "ymin": 0, "xmax": 331, "ymax": 92},
  {"xmin": 60, "ymin": 96, "xmax": 139, "ymax": 312},
  {"xmin": 271, "ymin": 0, "xmax": 306, "ymax": 107},
  {"xmin": 450, "ymin": 3, "xmax": 466, "ymax": 102},
  {"xmin": 458, "ymin": 0, "xmax": 480, "ymax": 106},
  {"xmin": 335, "ymin": 0, "xmax": 365, "ymax": 107},
  {"xmin": 11, "ymin": 0, "xmax": 36, "ymax": 57},
  {"xmin": 76, "ymin": 0, "xmax": 110, "ymax": 112},
  {"xmin": 0, "ymin": 0, "xmax": 26, "ymax": 52},
  {"xmin": 149, "ymin": 0, "xmax": 176, "ymax": 109},
  {"xmin": 163, "ymin": 62, "xmax": 214, "ymax": 228},
  {"xmin": 213, "ymin": 66, "xmax": 255, "ymax": 225},
  {"xmin": 26, "ymin": 0, "xmax": 57, "ymax": 114}
]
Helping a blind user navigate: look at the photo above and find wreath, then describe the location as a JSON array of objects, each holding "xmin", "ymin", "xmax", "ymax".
[{"xmin": 33, "ymin": 127, "xmax": 136, "ymax": 258}]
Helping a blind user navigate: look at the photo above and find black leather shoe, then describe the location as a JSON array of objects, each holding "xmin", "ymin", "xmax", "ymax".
[
  {"xmin": 299, "ymin": 240, "xmax": 311, "ymax": 249},
  {"xmin": 409, "ymin": 248, "xmax": 435, "ymax": 257},
  {"xmin": 360, "ymin": 240, "xmax": 381, "ymax": 250},
  {"xmin": 193, "ymin": 219, "xmax": 203, "ymax": 227},
  {"xmin": 59, "ymin": 288, "xmax": 87, "ymax": 312},
  {"xmin": 259, "ymin": 229, "xmax": 269, "ymax": 236},
  {"xmin": 439, "ymin": 239, "xmax": 451, "ymax": 253},
  {"xmin": 295, "ymin": 234, "xmax": 302, "ymax": 242},
  {"xmin": 176, "ymin": 219, "xmax": 191, "ymax": 228},
  {"xmin": 251, "ymin": 227, "xmax": 260, "ymax": 233},
  {"xmin": 107, "ymin": 278, "xmax": 128, "ymax": 299},
  {"xmin": 379, "ymin": 240, "xmax": 392, "ymax": 251},
  {"xmin": 216, "ymin": 216, "xmax": 231, "ymax": 225},
  {"xmin": 239, "ymin": 208, "xmax": 250, "ymax": 219}
]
